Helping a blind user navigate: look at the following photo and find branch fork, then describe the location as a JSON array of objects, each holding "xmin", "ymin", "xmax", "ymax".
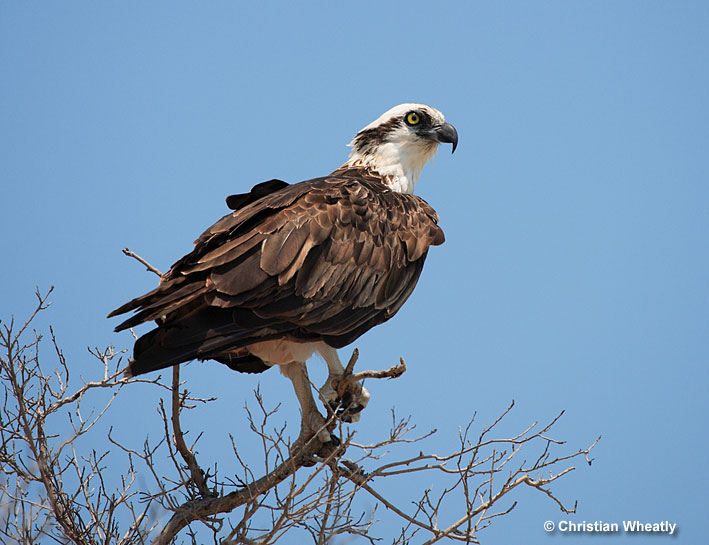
[{"xmin": 332, "ymin": 348, "xmax": 407, "ymax": 400}]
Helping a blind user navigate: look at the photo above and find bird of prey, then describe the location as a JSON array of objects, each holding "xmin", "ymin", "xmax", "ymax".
[{"xmin": 108, "ymin": 103, "xmax": 457, "ymax": 444}]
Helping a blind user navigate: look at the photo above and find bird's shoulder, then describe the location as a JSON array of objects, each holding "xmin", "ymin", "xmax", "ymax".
[
  {"xmin": 164, "ymin": 169, "xmax": 444, "ymax": 281},
  {"xmin": 207, "ymin": 168, "xmax": 441, "ymax": 240}
]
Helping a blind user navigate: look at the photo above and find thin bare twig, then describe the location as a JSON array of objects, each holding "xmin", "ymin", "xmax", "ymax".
[
  {"xmin": 1, "ymin": 287, "xmax": 598, "ymax": 545},
  {"xmin": 171, "ymin": 364, "xmax": 213, "ymax": 498},
  {"xmin": 122, "ymin": 248, "xmax": 163, "ymax": 277},
  {"xmin": 335, "ymin": 350, "xmax": 407, "ymax": 398}
]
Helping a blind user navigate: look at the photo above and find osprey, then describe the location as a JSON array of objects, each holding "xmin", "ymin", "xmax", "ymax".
[{"xmin": 109, "ymin": 103, "xmax": 457, "ymax": 443}]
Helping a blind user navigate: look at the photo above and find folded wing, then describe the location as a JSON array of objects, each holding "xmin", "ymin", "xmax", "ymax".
[{"xmin": 107, "ymin": 169, "xmax": 444, "ymax": 374}]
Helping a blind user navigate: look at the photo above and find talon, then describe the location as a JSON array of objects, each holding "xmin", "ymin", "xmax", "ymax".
[
  {"xmin": 339, "ymin": 403, "xmax": 365, "ymax": 423},
  {"xmin": 320, "ymin": 370, "xmax": 370, "ymax": 424},
  {"xmin": 300, "ymin": 455, "xmax": 317, "ymax": 467},
  {"xmin": 328, "ymin": 394, "xmax": 354, "ymax": 417},
  {"xmin": 340, "ymin": 391, "xmax": 353, "ymax": 406}
]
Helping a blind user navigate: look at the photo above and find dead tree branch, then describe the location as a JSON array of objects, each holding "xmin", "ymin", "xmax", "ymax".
[
  {"xmin": 1, "ymin": 288, "xmax": 599, "ymax": 544},
  {"xmin": 0, "ymin": 288, "xmax": 163, "ymax": 544},
  {"xmin": 121, "ymin": 248, "xmax": 163, "ymax": 277},
  {"xmin": 170, "ymin": 365, "xmax": 214, "ymax": 499}
]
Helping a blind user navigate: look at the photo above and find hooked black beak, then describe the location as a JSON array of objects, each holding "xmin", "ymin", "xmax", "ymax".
[{"xmin": 434, "ymin": 122, "xmax": 458, "ymax": 153}]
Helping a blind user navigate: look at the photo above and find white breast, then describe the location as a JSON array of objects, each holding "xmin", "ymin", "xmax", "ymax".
[{"xmin": 246, "ymin": 338, "xmax": 322, "ymax": 366}]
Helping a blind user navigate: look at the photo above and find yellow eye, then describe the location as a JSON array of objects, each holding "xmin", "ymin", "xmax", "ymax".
[{"xmin": 406, "ymin": 112, "xmax": 420, "ymax": 125}]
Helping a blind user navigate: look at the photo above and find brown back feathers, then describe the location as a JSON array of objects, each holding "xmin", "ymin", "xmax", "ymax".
[{"xmin": 108, "ymin": 167, "xmax": 444, "ymax": 376}]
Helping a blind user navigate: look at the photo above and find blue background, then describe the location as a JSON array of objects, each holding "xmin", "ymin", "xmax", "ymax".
[{"xmin": 2, "ymin": 2, "xmax": 707, "ymax": 543}]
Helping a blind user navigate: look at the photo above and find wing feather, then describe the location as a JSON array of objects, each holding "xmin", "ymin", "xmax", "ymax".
[
  {"xmin": 260, "ymin": 223, "xmax": 310, "ymax": 276},
  {"xmin": 210, "ymin": 251, "xmax": 269, "ymax": 296},
  {"xmin": 108, "ymin": 169, "xmax": 445, "ymax": 373}
]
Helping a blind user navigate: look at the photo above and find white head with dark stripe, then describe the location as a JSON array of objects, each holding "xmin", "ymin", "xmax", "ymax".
[{"xmin": 346, "ymin": 103, "xmax": 458, "ymax": 194}]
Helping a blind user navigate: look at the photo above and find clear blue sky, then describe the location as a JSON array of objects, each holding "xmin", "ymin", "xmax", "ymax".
[{"xmin": 2, "ymin": 2, "xmax": 707, "ymax": 543}]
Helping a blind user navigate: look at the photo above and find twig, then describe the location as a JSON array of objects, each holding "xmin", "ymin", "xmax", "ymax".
[
  {"xmin": 171, "ymin": 365, "xmax": 213, "ymax": 499},
  {"xmin": 151, "ymin": 439, "xmax": 324, "ymax": 545},
  {"xmin": 352, "ymin": 358, "xmax": 406, "ymax": 382},
  {"xmin": 1, "ymin": 288, "xmax": 600, "ymax": 545},
  {"xmin": 122, "ymin": 248, "xmax": 163, "ymax": 277},
  {"xmin": 336, "ymin": 354, "xmax": 407, "ymax": 398}
]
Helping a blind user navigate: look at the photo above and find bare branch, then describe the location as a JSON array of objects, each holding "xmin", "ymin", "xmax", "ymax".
[
  {"xmin": 121, "ymin": 248, "xmax": 163, "ymax": 277},
  {"xmin": 1, "ymin": 290, "xmax": 598, "ymax": 545},
  {"xmin": 170, "ymin": 364, "xmax": 213, "ymax": 499},
  {"xmin": 151, "ymin": 439, "xmax": 322, "ymax": 545},
  {"xmin": 335, "ymin": 350, "xmax": 407, "ymax": 399}
]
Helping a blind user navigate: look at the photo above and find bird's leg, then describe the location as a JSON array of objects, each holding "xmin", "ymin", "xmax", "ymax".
[
  {"xmin": 317, "ymin": 345, "xmax": 370, "ymax": 423},
  {"xmin": 280, "ymin": 361, "xmax": 333, "ymax": 444}
]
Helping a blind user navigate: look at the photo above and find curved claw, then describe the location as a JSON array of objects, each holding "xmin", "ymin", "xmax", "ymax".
[
  {"xmin": 321, "ymin": 371, "xmax": 370, "ymax": 423},
  {"xmin": 328, "ymin": 399, "xmax": 366, "ymax": 423},
  {"xmin": 340, "ymin": 405, "xmax": 365, "ymax": 423}
]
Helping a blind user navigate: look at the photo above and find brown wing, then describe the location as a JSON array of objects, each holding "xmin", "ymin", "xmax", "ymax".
[{"xmin": 108, "ymin": 168, "xmax": 444, "ymax": 375}]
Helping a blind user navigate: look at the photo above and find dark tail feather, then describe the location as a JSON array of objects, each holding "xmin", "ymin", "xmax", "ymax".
[
  {"xmin": 126, "ymin": 316, "xmax": 287, "ymax": 378},
  {"xmin": 107, "ymin": 283, "xmax": 166, "ymax": 320},
  {"xmin": 112, "ymin": 284, "xmax": 207, "ymax": 332},
  {"xmin": 126, "ymin": 327, "xmax": 202, "ymax": 377},
  {"xmin": 126, "ymin": 330, "xmax": 272, "ymax": 378}
]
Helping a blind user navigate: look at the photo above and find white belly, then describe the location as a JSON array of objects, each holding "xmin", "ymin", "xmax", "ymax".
[{"xmin": 246, "ymin": 339, "xmax": 324, "ymax": 366}]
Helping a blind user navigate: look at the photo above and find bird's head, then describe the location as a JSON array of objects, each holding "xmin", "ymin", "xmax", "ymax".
[{"xmin": 345, "ymin": 103, "xmax": 458, "ymax": 194}]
